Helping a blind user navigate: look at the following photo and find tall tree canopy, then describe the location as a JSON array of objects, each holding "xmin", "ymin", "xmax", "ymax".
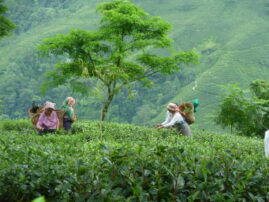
[
  {"xmin": 0, "ymin": 0, "xmax": 15, "ymax": 39},
  {"xmin": 39, "ymin": 0, "xmax": 198, "ymax": 121}
]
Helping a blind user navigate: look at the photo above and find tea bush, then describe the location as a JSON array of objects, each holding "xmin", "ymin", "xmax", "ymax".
[
  {"xmin": 0, "ymin": 120, "xmax": 268, "ymax": 201},
  {"xmin": 0, "ymin": 119, "xmax": 33, "ymax": 132}
]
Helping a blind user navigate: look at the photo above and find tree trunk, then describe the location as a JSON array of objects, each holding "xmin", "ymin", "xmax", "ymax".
[{"xmin": 101, "ymin": 84, "xmax": 115, "ymax": 121}]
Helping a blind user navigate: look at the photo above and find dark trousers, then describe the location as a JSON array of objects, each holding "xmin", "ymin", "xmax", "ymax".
[
  {"xmin": 63, "ymin": 117, "xmax": 73, "ymax": 131},
  {"xmin": 38, "ymin": 128, "xmax": 56, "ymax": 135}
]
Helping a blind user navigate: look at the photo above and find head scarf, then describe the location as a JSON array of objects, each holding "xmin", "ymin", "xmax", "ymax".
[
  {"xmin": 44, "ymin": 101, "xmax": 56, "ymax": 110},
  {"xmin": 63, "ymin": 97, "xmax": 76, "ymax": 106},
  {"xmin": 61, "ymin": 97, "xmax": 76, "ymax": 120}
]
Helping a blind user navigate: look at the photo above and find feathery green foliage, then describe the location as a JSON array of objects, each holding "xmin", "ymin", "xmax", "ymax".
[
  {"xmin": 215, "ymin": 80, "xmax": 269, "ymax": 137},
  {"xmin": 0, "ymin": 0, "xmax": 15, "ymax": 39},
  {"xmin": 38, "ymin": 0, "xmax": 198, "ymax": 121}
]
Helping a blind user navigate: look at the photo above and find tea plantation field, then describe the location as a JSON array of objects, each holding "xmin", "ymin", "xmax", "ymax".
[{"xmin": 0, "ymin": 120, "xmax": 268, "ymax": 201}]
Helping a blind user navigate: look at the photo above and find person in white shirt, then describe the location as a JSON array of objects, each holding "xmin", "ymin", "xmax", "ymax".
[{"xmin": 157, "ymin": 103, "xmax": 192, "ymax": 137}]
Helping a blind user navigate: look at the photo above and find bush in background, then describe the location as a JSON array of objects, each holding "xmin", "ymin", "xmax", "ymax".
[{"xmin": 215, "ymin": 79, "xmax": 269, "ymax": 137}]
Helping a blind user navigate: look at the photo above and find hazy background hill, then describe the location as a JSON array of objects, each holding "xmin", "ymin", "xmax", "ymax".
[{"xmin": 1, "ymin": 0, "xmax": 269, "ymax": 131}]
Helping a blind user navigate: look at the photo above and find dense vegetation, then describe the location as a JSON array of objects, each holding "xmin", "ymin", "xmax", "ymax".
[
  {"xmin": 4, "ymin": 0, "xmax": 77, "ymax": 34},
  {"xmin": 0, "ymin": 0, "xmax": 197, "ymax": 125},
  {"xmin": 1, "ymin": 0, "xmax": 269, "ymax": 131},
  {"xmin": 215, "ymin": 79, "xmax": 269, "ymax": 137},
  {"xmin": 38, "ymin": 0, "xmax": 198, "ymax": 121},
  {"xmin": 0, "ymin": 120, "xmax": 268, "ymax": 201},
  {"xmin": 1, "ymin": 1, "xmax": 268, "ymax": 201},
  {"xmin": 0, "ymin": 0, "xmax": 15, "ymax": 39}
]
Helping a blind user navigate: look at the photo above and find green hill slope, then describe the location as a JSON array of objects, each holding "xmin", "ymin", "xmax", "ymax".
[
  {"xmin": 1, "ymin": 0, "xmax": 269, "ymax": 131},
  {"xmin": 143, "ymin": 0, "xmax": 269, "ymax": 130}
]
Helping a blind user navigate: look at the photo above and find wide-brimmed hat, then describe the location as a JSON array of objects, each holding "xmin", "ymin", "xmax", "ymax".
[
  {"xmin": 167, "ymin": 103, "xmax": 177, "ymax": 111},
  {"xmin": 44, "ymin": 101, "xmax": 56, "ymax": 110}
]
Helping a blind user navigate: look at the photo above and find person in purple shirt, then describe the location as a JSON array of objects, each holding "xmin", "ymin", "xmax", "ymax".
[{"xmin": 36, "ymin": 101, "xmax": 59, "ymax": 135}]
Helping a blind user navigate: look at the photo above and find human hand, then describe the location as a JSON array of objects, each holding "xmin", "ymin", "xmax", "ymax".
[{"xmin": 38, "ymin": 127, "xmax": 44, "ymax": 130}]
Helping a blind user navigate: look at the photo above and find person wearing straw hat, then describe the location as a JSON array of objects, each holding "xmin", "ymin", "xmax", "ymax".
[
  {"xmin": 61, "ymin": 97, "xmax": 76, "ymax": 131},
  {"xmin": 36, "ymin": 101, "xmax": 59, "ymax": 135},
  {"xmin": 157, "ymin": 103, "xmax": 192, "ymax": 137}
]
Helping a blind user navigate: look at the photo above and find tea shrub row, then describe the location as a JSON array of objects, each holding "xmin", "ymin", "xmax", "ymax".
[{"xmin": 0, "ymin": 120, "xmax": 268, "ymax": 201}]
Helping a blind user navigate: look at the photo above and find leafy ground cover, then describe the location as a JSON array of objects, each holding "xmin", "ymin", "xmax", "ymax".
[{"xmin": 0, "ymin": 120, "xmax": 268, "ymax": 201}]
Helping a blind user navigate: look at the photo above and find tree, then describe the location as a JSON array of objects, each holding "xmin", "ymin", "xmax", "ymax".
[
  {"xmin": 250, "ymin": 79, "xmax": 269, "ymax": 100},
  {"xmin": 0, "ymin": 0, "xmax": 15, "ymax": 39},
  {"xmin": 215, "ymin": 80, "xmax": 269, "ymax": 137},
  {"xmin": 38, "ymin": 0, "xmax": 198, "ymax": 121},
  {"xmin": 215, "ymin": 84, "xmax": 247, "ymax": 133}
]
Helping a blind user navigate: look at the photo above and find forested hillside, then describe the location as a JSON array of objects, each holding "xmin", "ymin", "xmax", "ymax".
[{"xmin": 1, "ymin": 0, "xmax": 269, "ymax": 131}]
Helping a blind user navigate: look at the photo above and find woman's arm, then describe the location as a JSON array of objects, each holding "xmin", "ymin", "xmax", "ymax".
[
  {"xmin": 36, "ymin": 112, "xmax": 45, "ymax": 130},
  {"xmin": 54, "ymin": 111, "xmax": 60, "ymax": 129},
  {"xmin": 163, "ymin": 113, "xmax": 184, "ymax": 128},
  {"xmin": 70, "ymin": 107, "xmax": 76, "ymax": 122},
  {"xmin": 161, "ymin": 111, "xmax": 170, "ymax": 125},
  {"xmin": 158, "ymin": 111, "xmax": 170, "ymax": 128}
]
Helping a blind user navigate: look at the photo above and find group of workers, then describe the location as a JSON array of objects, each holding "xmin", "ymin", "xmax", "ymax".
[
  {"xmin": 36, "ymin": 97, "xmax": 76, "ymax": 135},
  {"xmin": 32, "ymin": 98, "xmax": 269, "ymax": 158},
  {"xmin": 34, "ymin": 96, "xmax": 198, "ymax": 137}
]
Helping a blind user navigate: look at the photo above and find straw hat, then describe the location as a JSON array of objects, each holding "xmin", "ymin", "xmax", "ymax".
[
  {"xmin": 44, "ymin": 101, "xmax": 56, "ymax": 110},
  {"xmin": 167, "ymin": 103, "xmax": 177, "ymax": 111}
]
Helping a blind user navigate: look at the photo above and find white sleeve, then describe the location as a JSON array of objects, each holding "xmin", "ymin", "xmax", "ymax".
[
  {"xmin": 163, "ymin": 113, "xmax": 184, "ymax": 128},
  {"xmin": 265, "ymin": 130, "xmax": 269, "ymax": 158},
  {"xmin": 161, "ymin": 111, "xmax": 170, "ymax": 126}
]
